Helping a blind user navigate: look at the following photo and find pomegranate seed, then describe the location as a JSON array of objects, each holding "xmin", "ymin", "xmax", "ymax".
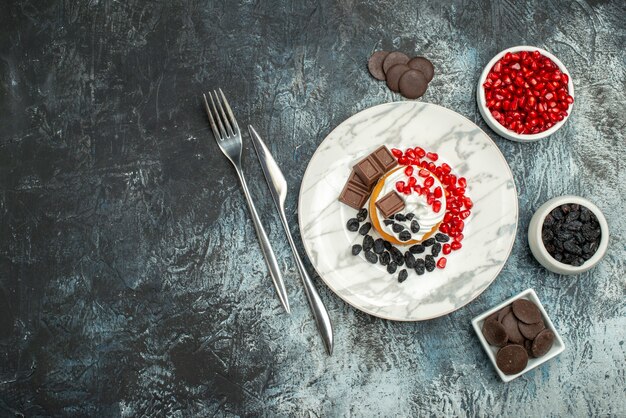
[
  {"xmin": 440, "ymin": 223, "xmax": 449, "ymax": 234},
  {"xmin": 426, "ymin": 195, "xmax": 435, "ymax": 205},
  {"xmin": 408, "ymin": 176, "xmax": 417, "ymax": 187},
  {"xmin": 454, "ymin": 233, "xmax": 464, "ymax": 242},
  {"xmin": 398, "ymin": 156, "xmax": 409, "ymax": 165},
  {"xmin": 426, "ymin": 152, "xmax": 439, "ymax": 161},
  {"xmin": 453, "ymin": 187, "xmax": 465, "ymax": 197},
  {"xmin": 458, "ymin": 177, "xmax": 467, "ymax": 188},
  {"xmin": 460, "ymin": 210, "xmax": 471, "ymax": 219},
  {"xmin": 391, "ymin": 148, "xmax": 403, "ymax": 158},
  {"xmin": 396, "ymin": 181, "xmax": 405, "ymax": 192},
  {"xmin": 418, "ymin": 169, "xmax": 430, "ymax": 177},
  {"xmin": 444, "ymin": 212, "xmax": 453, "ymax": 223},
  {"xmin": 413, "ymin": 185, "xmax": 422, "ymax": 194},
  {"xmin": 451, "ymin": 241, "xmax": 462, "ymax": 251},
  {"xmin": 420, "ymin": 187, "xmax": 428, "ymax": 196},
  {"xmin": 404, "ymin": 166, "xmax": 413, "ymax": 177},
  {"xmin": 403, "ymin": 186, "xmax": 411, "ymax": 195},
  {"xmin": 424, "ymin": 177, "xmax": 434, "ymax": 188},
  {"xmin": 440, "ymin": 163, "xmax": 451, "ymax": 174},
  {"xmin": 415, "ymin": 147, "xmax": 426, "ymax": 158},
  {"xmin": 437, "ymin": 257, "xmax": 447, "ymax": 269},
  {"xmin": 433, "ymin": 200, "xmax": 442, "ymax": 213},
  {"xmin": 442, "ymin": 244, "xmax": 452, "ymax": 255},
  {"xmin": 464, "ymin": 196, "xmax": 473, "ymax": 209},
  {"xmin": 433, "ymin": 186, "xmax": 442, "ymax": 198},
  {"xmin": 406, "ymin": 149, "xmax": 416, "ymax": 160}
]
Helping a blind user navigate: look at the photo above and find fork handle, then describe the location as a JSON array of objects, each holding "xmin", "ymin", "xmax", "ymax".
[{"xmin": 235, "ymin": 169, "xmax": 291, "ymax": 313}]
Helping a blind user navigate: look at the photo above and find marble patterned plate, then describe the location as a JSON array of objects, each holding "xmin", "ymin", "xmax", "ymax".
[{"xmin": 298, "ymin": 102, "xmax": 518, "ymax": 321}]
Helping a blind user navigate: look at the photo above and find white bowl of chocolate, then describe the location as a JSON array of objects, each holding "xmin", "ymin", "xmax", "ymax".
[
  {"xmin": 528, "ymin": 195, "xmax": 609, "ymax": 275},
  {"xmin": 472, "ymin": 288, "xmax": 565, "ymax": 382}
]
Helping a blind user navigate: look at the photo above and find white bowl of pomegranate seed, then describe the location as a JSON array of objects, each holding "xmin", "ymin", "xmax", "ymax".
[{"xmin": 477, "ymin": 46, "xmax": 575, "ymax": 142}]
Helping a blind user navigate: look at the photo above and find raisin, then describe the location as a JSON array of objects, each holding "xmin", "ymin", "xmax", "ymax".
[
  {"xmin": 542, "ymin": 228, "xmax": 554, "ymax": 242},
  {"xmin": 425, "ymin": 255, "xmax": 436, "ymax": 272},
  {"xmin": 565, "ymin": 221, "xmax": 582, "ymax": 231},
  {"xmin": 390, "ymin": 247, "xmax": 404, "ymax": 265},
  {"xmin": 435, "ymin": 233, "xmax": 449, "ymax": 242},
  {"xmin": 395, "ymin": 213, "xmax": 406, "ymax": 222},
  {"xmin": 405, "ymin": 213, "xmax": 415, "ymax": 220},
  {"xmin": 383, "ymin": 240, "xmax": 392, "ymax": 251},
  {"xmin": 563, "ymin": 239, "xmax": 582, "ymax": 255},
  {"xmin": 351, "ymin": 244, "xmax": 362, "ymax": 256},
  {"xmin": 363, "ymin": 235, "xmax": 374, "ymax": 251},
  {"xmin": 560, "ymin": 204, "xmax": 571, "ymax": 215},
  {"xmin": 373, "ymin": 239, "xmax": 385, "ymax": 254},
  {"xmin": 556, "ymin": 230, "xmax": 573, "ymax": 242},
  {"xmin": 566, "ymin": 211, "xmax": 580, "ymax": 222},
  {"xmin": 410, "ymin": 220, "xmax": 420, "ymax": 234},
  {"xmin": 551, "ymin": 208, "xmax": 564, "ymax": 221},
  {"xmin": 431, "ymin": 243, "xmax": 441, "ymax": 257},
  {"xmin": 570, "ymin": 203, "xmax": 580, "ymax": 212},
  {"xmin": 404, "ymin": 252, "xmax": 416, "ymax": 269},
  {"xmin": 387, "ymin": 261, "xmax": 398, "ymax": 274},
  {"xmin": 379, "ymin": 251, "xmax": 391, "ymax": 266},
  {"xmin": 571, "ymin": 257, "xmax": 585, "ymax": 267},
  {"xmin": 414, "ymin": 259, "xmax": 425, "ymax": 275},
  {"xmin": 409, "ymin": 244, "xmax": 425, "ymax": 254},
  {"xmin": 359, "ymin": 222, "xmax": 372, "ymax": 235},
  {"xmin": 356, "ymin": 208, "xmax": 368, "ymax": 222},
  {"xmin": 399, "ymin": 230, "xmax": 411, "ymax": 241},
  {"xmin": 383, "ymin": 219, "xmax": 395, "ymax": 226},
  {"xmin": 392, "ymin": 223, "xmax": 404, "ymax": 233},
  {"xmin": 423, "ymin": 238, "xmax": 436, "ymax": 247},
  {"xmin": 579, "ymin": 207, "xmax": 591, "ymax": 222},
  {"xmin": 543, "ymin": 214, "xmax": 555, "ymax": 227},
  {"xmin": 553, "ymin": 252, "xmax": 563, "ymax": 262},
  {"xmin": 398, "ymin": 269, "xmax": 408, "ymax": 283},
  {"xmin": 364, "ymin": 251, "xmax": 378, "ymax": 264},
  {"xmin": 347, "ymin": 218, "xmax": 359, "ymax": 232},
  {"xmin": 582, "ymin": 223, "xmax": 601, "ymax": 241}
]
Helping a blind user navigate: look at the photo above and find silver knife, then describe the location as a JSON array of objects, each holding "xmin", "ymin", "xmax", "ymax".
[{"xmin": 248, "ymin": 125, "xmax": 334, "ymax": 355}]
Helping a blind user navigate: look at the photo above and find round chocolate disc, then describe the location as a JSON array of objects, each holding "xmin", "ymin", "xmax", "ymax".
[
  {"xmin": 382, "ymin": 51, "xmax": 410, "ymax": 74},
  {"xmin": 398, "ymin": 69, "xmax": 428, "ymax": 99},
  {"xmin": 408, "ymin": 56, "xmax": 435, "ymax": 82},
  {"xmin": 531, "ymin": 329, "xmax": 555, "ymax": 357},
  {"xmin": 368, "ymin": 51, "xmax": 389, "ymax": 81},
  {"xmin": 519, "ymin": 319, "xmax": 545, "ymax": 340},
  {"xmin": 497, "ymin": 305, "xmax": 512, "ymax": 323},
  {"xmin": 482, "ymin": 318, "xmax": 508, "ymax": 347},
  {"xmin": 502, "ymin": 312, "xmax": 525, "ymax": 344},
  {"xmin": 496, "ymin": 344, "xmax": 528, "ymax": 375},
  {"xmin": 512, "ymin": 299, "xmax": 542, "ymax": 324},
  {"xmin": 485, "ymin": 311, "xmax": 499, "ymax": 323},
  {"xmin": 385, "ymin": 64, "xmax": 410, "ymax": 92}
]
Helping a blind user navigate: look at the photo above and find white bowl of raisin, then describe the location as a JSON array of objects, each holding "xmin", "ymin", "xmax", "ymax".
[{"xmin": 528, "ymin": 196, "xmax": 609, "ymax": 275}]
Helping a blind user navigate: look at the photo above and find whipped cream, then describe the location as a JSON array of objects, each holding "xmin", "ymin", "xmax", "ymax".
[{"xmin": 376, "ymin": 166, "xmax": 447, "ymax": 242}]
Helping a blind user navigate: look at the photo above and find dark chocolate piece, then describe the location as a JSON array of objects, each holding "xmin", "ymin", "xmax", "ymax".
[
  {"xmin": 407, "ymin": 56, "xmax": 435, "ymax": 82},
  {"xmin": 375, "ymin": 191, "xmax": 405, "ymax": 219},
  {"xmin": 496, "ymin": 345, "xmax": 528, "ymax": 375},
  {"xmin": 502, "ymin": 312, "xmax": 524, "ymax": 345},
  {"xmin": 512, "ymin": 299, "xmax": 542, "ymax": 324},
  {"xmin": 382, "ymin": 51, "xmax": 410, "ymax": 74},
  {"xmin": 399, "ymin": 69, "xmax": 428, "ymax": 99},
  {"xmin": 531, "ymin": 329, "xmax": 555, "ymax": 357},
  {"xmin": 353, "ymin": 146, "xmax": 398, "ymax": 187},
  {"xmin": 497, "ymin": 305, "xmax": 512, "ymax": 323},
  {"xmin": 385, "ymin": 63, "xmax": 410, "ymax": 92},
  {"xmin": 519, "ymin": 319, "xmax": 545, "ymax": 340},
  {"xmin": 482, "ymin": 318, "xmax": 508, "ymax": 347},
  {"xmin": 368, "ymin": 51, "xmax": 389, "ymax": 81},
  {"xmin": 338, "ymin": 171, "xmax": 372, "ymax": 209}
]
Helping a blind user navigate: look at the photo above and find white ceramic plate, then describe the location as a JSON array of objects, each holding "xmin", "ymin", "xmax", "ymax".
[{"xmin": 298, "ymin": 102, "xmax": 518, "ymax": 321}]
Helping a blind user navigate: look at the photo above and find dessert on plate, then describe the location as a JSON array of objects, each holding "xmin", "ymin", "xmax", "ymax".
[{"xmin": 339, "ymin": 145, "xmax": 472, "ymax": 282}]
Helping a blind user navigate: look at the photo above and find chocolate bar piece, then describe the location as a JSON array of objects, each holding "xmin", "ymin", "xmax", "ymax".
[
  {"xmin": 375, "ymin": 191, "xmax": 405, "ymax": 218},
  {"xmin": 353, "ymin": 145, "xmax": 398, "ymax": 187},
  {"xmin": 338, "ymin": 170, "xmax": 371, "ymax": 209}
]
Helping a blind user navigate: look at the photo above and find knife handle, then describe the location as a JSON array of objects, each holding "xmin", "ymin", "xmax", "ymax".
[{"xmin": 280, "ymin": 212, "xmax": 334, "ymax": 355}]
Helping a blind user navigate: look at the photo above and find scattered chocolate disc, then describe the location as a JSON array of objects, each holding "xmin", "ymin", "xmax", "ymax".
[
  {"xmin": 519, "ymin": 319, "xmax": 546, "ymax": 340},
  {"xmin": 496, "ymin": 344, "xmax": 528, "ymax": 375},
  {"xmin": 501, "ymin": 312, "xmax": 524, "ymax": 344},
  {"xmin": 407, "ymin": 56, "xmax": 435, "ymax": 82},
  {"xmin": 385, "ymin": 64, "xmax": 410, "ymax": 92},
  {"xmin": 368, "ymin": 51, "xmax": 390, "ymax": 81},
  {"xmin": 485, "ymin": 311, "xmax": 499, "ymax": 323},
  {"xmin": 497, "ymin": 305, "xmax": 512, "ymax": 323},
  {"xmin": 382, "ymin": 51, "xmax": 410, "ymax": 74},
  {"xmin": 512, "ymin": 299, "xmax": 542, "ymax": 324},
  {"xmin": 482, "ymin": 318, "xmax": 508, "ymax": 347},
  {"xmin": 398, "ymin": 69, "xmax": 428, "ymax": 99},
  {"xmin": 531, "ymin": 329, "xmax": 555, "ymax": 357}
]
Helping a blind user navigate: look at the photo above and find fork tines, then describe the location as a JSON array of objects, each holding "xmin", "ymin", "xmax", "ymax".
[{"xmin": 202, "ymin": 89, "xmax": 240, "ymax": 140}]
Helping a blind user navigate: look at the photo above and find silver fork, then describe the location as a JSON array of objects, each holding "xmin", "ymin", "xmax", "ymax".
[{"xmin": 202, "ymin": 89, "xmax": 290, "ymax": 313}]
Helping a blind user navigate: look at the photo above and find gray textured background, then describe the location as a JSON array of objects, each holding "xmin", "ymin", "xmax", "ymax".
[{"xmin": 1, "ymin": 0, "xmax": 625, "ymax": 416}]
